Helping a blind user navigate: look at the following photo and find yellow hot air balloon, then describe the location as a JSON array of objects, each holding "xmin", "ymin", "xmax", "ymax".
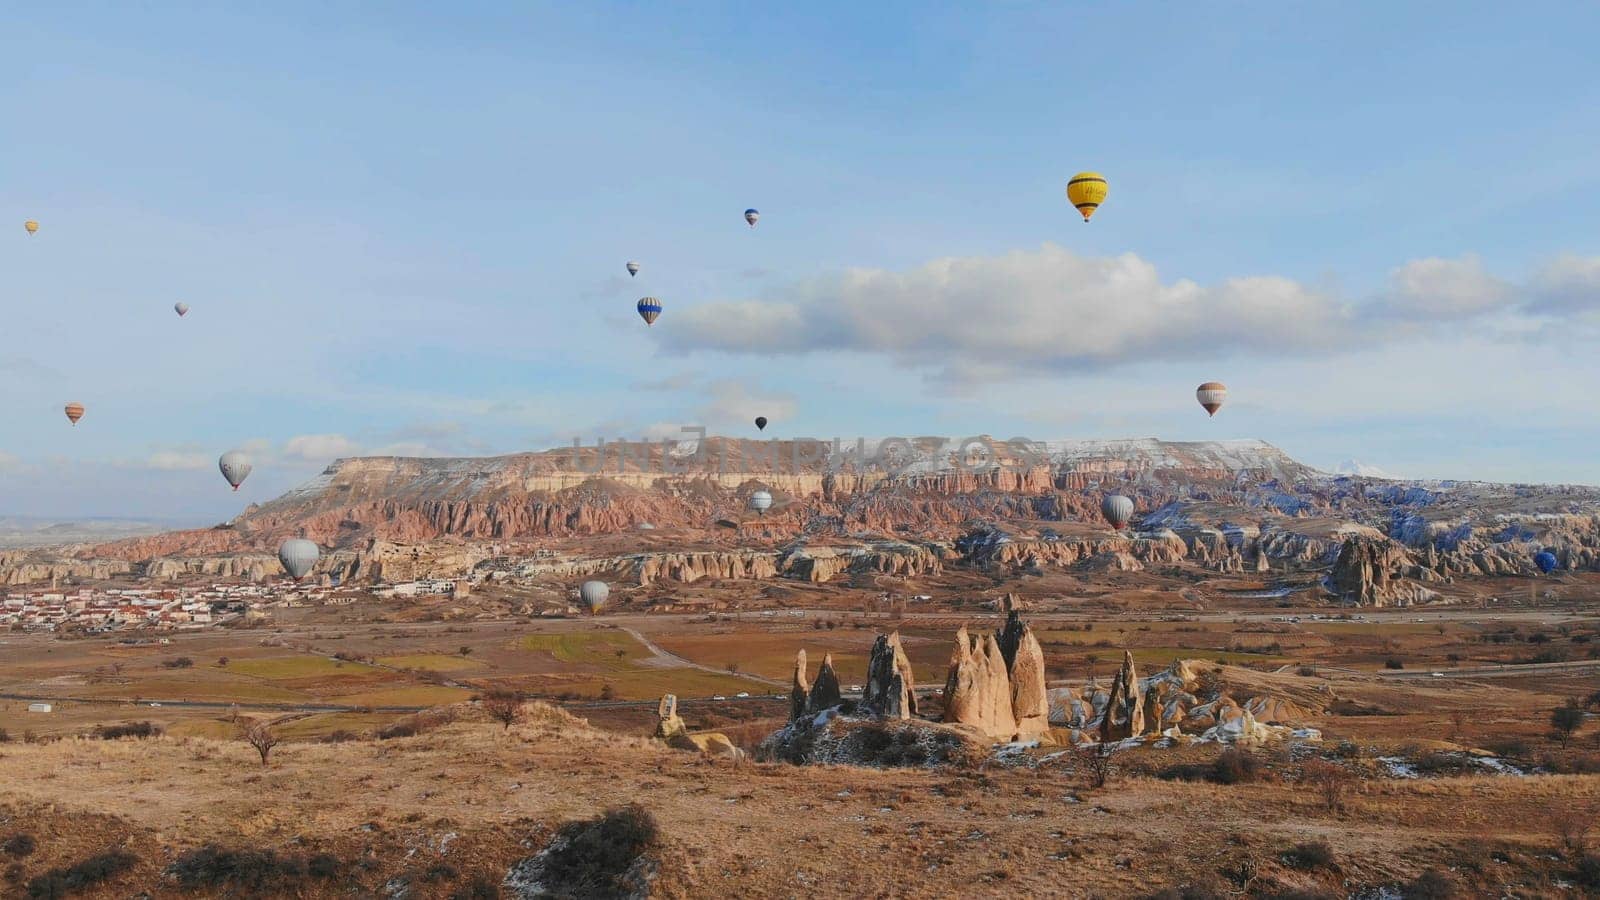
[
  {"xmin": 1066, "ymin": 173, "xmax": 1108, "ymax": 222},
  {"xmin": 24, "ymin": 220, "xmax": 39, "ymax": 235}
]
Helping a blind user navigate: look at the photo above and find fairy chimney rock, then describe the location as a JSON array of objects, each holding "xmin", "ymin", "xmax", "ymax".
[
  {"xmin": 807, "ymin": 652, "xmax": 842, "ymax": 714},
  {"xmin": 1100, "ymin": 651, "xmax": 1144, "ymax": 742},
  {"xmin": 790, "ymin": 649, "xmax": 811, "ymax": 721}
]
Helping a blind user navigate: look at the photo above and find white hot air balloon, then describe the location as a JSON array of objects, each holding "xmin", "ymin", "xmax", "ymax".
[
  {"xmin": 626, "ymin": 261, "xmax": 640, "ymax": 277},
  {"xmin": 218, "ymin": 450, "xmax": 252, "ymax": 491},
  {"xmin": 1100, "ymin": 494, "xmax": 1134, "ymax": 530},
  {"xmin": 1196, "ymin": 382, "xmax": 1228, "ymax": 417},
  {"xmin": 278, "ymin": 539, "xmax": 320, "ymax": 580},
  {"xmin": 749, "ymin": 489, "xmax": 773, "ymax": 516},
  {"xmin": 174, "ymin": 302, "xmax": 190, "ymax": 317},
  {"xmin": 744, "ymin": 208, "xmax": 760, "ymax": 227},
  {"xmin": 579, "ymin": 580, "xmax": 610, "ymax": 613}
]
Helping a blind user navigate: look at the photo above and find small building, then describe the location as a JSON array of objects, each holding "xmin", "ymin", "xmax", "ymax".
[{"xmin": 27, "ymin": 702, "xmax": 53, "ymax": 713}]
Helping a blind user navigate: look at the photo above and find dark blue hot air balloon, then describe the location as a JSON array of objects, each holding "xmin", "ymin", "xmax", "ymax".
[{"xmin": 1534, "ymin": 550, "xmax": 1558, "ymax": 574}]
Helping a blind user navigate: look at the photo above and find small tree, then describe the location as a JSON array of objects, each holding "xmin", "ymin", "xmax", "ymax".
[
  {"xmin": 242, "ymin": 722, "xmax": 278, "ymax": 767},
  {"xmin": 725, "ymin": 661, "xmax": 740, "ymax": 675},
  {"xmin": 615, "ymin": 649, "xmax": 628, "ymax": 661},
  {"xmin": 217, "ymin": 656, "xmax": 229, "ymax": 668},
  {"xmin": 482, "ymin": 689, "xmax": 523, "ymax": 730},
  {"xmin": 1552, "ymin": 701, "xmax": 1586, "ymax": 745},
  {"xmin": 599, "ymin": 683, "xmax": 617, "ymax": 701},
  {"xmin": 1303, "ymin": 758, "xmax": 1355, "ymax": 813},
  {"xmin": 459, "ymin": 645, "xmax": 473, "ymax": 657}
]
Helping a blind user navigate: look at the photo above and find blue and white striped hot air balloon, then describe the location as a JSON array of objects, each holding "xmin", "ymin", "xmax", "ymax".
[
  {"xmin": 744, "ymin": 208, "xmax": 760, "ymax": 228},
  {"xmin": 637, "ymin": 297, "xmax": 662, "ymax": 326}
]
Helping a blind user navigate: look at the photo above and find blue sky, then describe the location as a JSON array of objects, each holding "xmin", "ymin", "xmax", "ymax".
[{"xmin": 3, "ymin": 3, "xmax": 1600, "ymax": 519}]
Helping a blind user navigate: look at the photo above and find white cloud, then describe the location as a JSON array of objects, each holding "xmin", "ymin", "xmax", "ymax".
[
  {"xmin": 282, "ymin": 434, "xmax": 363, "ymax": 462},
  {"xmin": 1381, "ymin": 255, "xmax": 1510, "ymax": 319},
  {"xmin": 143, "ymin": 451, "xmax": 213, "ymax": 471},
  {"xmin": 1531, "ymin": 254, "xmax": 1600, "ymax": 313},
  {"xmin": 658, "ymin": 245, "xmax": 1587, "ymax": 383}
]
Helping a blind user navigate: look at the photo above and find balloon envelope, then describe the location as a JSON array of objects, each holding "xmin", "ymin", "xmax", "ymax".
[
  {"xmin": 1534, "ymin": 551, "xmax": 1559, "ymax": 574},
  {"xmin": 63, "ymin": 402, "xmax": 84, "ymax": 425},
  {"xmin": 219, "ymin": 451, "xmax": 252, "ymax": 491},
  {"xmin": 1066, "ymin": 173, "xmax": 1108, "ymax": 222},
  {"xmin": 24, "ymin": 220, "xmax": 38, "ymax": 235},
  {"xmin": 174, "ymin": 302, "xmax": 189, "ymax": 317},
  {"xmin": 637, "ymin": 297, "xmax": 662, "ymax": 326},
  {"xmin": 626, "ymin": 261, "xmax": 640, "ymax": 277},
  {"xmin": 754, "ymin": 416, "xmax": 767, "ymax": 431},
  {"xmin": 749, "ymin": 490, "xmax": 773, "ymax": 514},
  {"xmin": 744, "ymin": 208, "xmax": 760, "ymax": 227},
  {"xmin": 1101, "ymin": 494, "xmax": 1134, "ymax": 529},
  {"xmin": 580, "ymin": 580, "xmax": 610, "ymax": 612},
  {"xmin": 1196, "ymin": 382, "xmax": 1228, "ymax": 417},
  {"xmin": 278, "ymin": 539, "xmax": 320, "ymax": 580}
]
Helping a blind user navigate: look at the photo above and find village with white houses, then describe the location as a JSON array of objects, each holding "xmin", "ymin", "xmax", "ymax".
[{"xmin": 0, "ymin": 576, "xmax": 468, "ymax": 633}]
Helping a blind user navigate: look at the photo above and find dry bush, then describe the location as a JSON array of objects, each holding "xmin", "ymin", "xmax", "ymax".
[
  {"xmin": 482, "ymin": 689, "xmax": 524, "ymax": 730},
  {"xmin": 1079, "ymin": 743, "xmax": 1115, "ymax": 789},
  {"xmin": 94, "ymin": 721, "xmax": 163, "ymax": 740},
  {"xmin": 1, "ymin": 834, "xmax": 35, "ymax": 858},
  {"xmin": 1283, "ymin": 840, "xmax": 1336, "ymax": 870},
  {"xmin": 169, "ymin": 845, "xmax": 339, "ymax": 892},
  {"xmin": 529, "ymin": 804, "xmax": 661, "ymax": 897},
  {"xmin": 378, "ymin": 707, "xmax": 458, "ymax": 740},
  {"xmin": 1211, "ymin": 748, "xmax": 1264, "ymax": 785},
  {"xmin": 1551, "ymin": 807, "xmax": 1593, "ymax": 860},
  {"xmin": 25, "ymin": 849, "xmax": 137, "ymax": 897},
  {"xmin": 1301, "ymin": 758, "xmax": 1355, "ymax": 813},
  {"xmin": 1404, "ymin": 867, "xmax": 1462, "ymax": 898}
]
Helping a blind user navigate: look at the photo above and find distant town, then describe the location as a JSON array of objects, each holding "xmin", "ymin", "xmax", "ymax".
[{"xmin": 0, "ymin": 577, "xmax": 467, "ymax": 633}]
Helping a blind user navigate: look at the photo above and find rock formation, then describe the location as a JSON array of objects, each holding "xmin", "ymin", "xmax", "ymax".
[
  {"xmin": 806, "ymin": 653, "xmax": 842, "ymax": 715},
  {"xmin": 1099, "ymin": 651, "xmax": 1144, "ymax": 742},
  {"xmin": 862, "ymin": 632, "xmax": 916, "ymax": 719},
  {"xmin": 653, "ymin": 693, "xmax": 743, "ymax": 760},
  {"xmin": 1326, "ymin": 536, "xmax": 1440, "ymax": 607},
  {"xmin": 789, "ymin": 649, "xmax": 810, "ymax": 721}
]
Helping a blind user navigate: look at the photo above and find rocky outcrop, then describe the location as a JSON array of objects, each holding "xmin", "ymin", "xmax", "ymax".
[
  {"xmin": 1099, "ymin": 652, "xmax": 1144, "ymax": 742},
  {"xmin": 1007, "ymin": 624, "xmax": 1051, "ymax": 740},
  {"xmin": 1326, "ymin": 536, "xmax": 1440, "ymax": 607},
  {"xmin": 790, "ymin": 649, "xmax": 810, "ymax": 721},
  {"xmin": 653, "ymin": 694, "xmax": 743, "ymax": 760},
  {"xmin": 941, "ymin": 627, "xmax": 1017, "ymax": 740},
  {"xmin": 862, "ymin": 632, "xmax": 916, "ymax": 719},
  {"xmin": 806, "ymin": 653, "xmax": 842, "ymax": 715}
]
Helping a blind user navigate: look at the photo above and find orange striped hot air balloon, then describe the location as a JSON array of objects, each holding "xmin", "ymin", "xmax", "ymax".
[
  {"xmin": 64, "ymin": 402, "xmax": 85, "ymax": 425},
  {"xmin": 1196, "ymin": 382, "xmax": 1228, "ymax": 417}
]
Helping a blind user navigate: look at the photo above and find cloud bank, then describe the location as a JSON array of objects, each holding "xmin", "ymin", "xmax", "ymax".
[{"xmin": 659, "ymin": 244, "xmax": 1595, "ymax": 382}]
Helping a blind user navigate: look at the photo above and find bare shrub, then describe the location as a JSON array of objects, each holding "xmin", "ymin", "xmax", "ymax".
[
  {"xmin": 169, "ymin": 845, "xmax": 333, "ymax": 892},
  {"xmin": 482, "ymin": 689, "xmax": 524, "ymax": 730},
  {"xmin": 1211, "ymin": 748, "xmax": 1263, "ymax": 785},
  {"xmin": 94, "ymin": 721, "xmax": 163, "ymax": 740},
  {"xmin": 241, "ymin": 722, "xmax": 278, "ymax": 767},
  {"xmin": 1302, "ymin": 758, "xmax": 1355, "ymax": 813},
  {"xmin": 1, "ymin": 834, "xmax": 36, "ymax": 857},
  {"xmin": 1079, "ymin": 742, "xmax": 1115, "ymax": 789},
  {"xmin": 530, "ymin": 804, "xmax": 661, "ymax": 897},
  {"xmin": 1283, "ymin": 840, "xmax": 1336, "ymax": 870},
  {"xmin": 1404, "ymin": 868, "xmax": 1461, "ymax": 899}
]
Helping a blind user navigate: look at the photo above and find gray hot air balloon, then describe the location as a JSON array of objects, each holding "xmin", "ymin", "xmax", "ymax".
[
  {"xmin": 626, "ymin": 261, "xmax": 640, "ymax": 277},
  {"xmin": 744, "ymin": 208, "xmax": 760, "ymax": 227},
  {"xmin": 174, "ymin": 302, "xmax": 190, "ymax": 317},
  {"xmin": 1100, "ymin": 494, "xmax": 1135, "ymax": 530},
  {"xmin": 278, "ymin": 539, "xmax": 320, "ymax": 580},
  {"xmin": 579, "ymin": 580, "xmax": 610, "ymax": 613},
  {"xmin": 749, "ymin": 489, "xmax": 773, "ymax": 516},
  {"xmin": 218, "ymin": 450, "xmax": 252, "ymax": 491}
]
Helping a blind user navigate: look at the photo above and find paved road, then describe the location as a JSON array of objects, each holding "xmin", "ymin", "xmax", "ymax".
[{"xmin": 1373, "ymin": 659, "xmax": 1600, "ymax": 680}]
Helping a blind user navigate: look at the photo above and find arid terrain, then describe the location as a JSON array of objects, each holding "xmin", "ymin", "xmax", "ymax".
[{"xmin": 2, "ymin": 439, "xmax": 1598, "ymax": 897}]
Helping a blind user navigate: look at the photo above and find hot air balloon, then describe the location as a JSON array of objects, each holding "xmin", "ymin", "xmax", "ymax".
[
  {"xmin": 580, "ymin": 580, "xmax": 610, "ymax": 613},
  {"xmin": 1101, "ymin": 494, "xmax": 1134, "ymax": 529},
  {"xmin": 1534, "ymin": 550, "xmax": 1559, "ymax": 574},
  {"xmin": 174, "ymin": 302, "xmax": 190, "ymax": 317},
  {"xmin": 744, "ymin": 208, "xmax": 760, "ymax": 228},
  {"xmin": 1196, "ymin": 382, "xmax": 1228, "ymax": 417},
  {"xmin": 1066, "ymin": 173, "xmax": 1108, "ymax": 222},
  {"xmin": 63, "ymin": 402, "xmax": 84, "ymax": 426},
  {"xmin": 277, "ymin": 539, "xmax": 320, "ymax": 580},
  {"xmin": 218, "ymin": 450, "xmax": 252, "ymax": 491},
  {"xmin": 626, "ymin": 261, "xmax": 640, "ymax": 277},
  {"xmin": 23, "ymin": 220, "xmax": 38, "ymax": 235},
  {"xmin": 754, "ymin": 416, "xmax": 768, "ymax": 431},
  {"xmin": 637, "ymin": 297, "xmax": 662, "ymax": 326},
  {"xmin": 749, "ymin": 490, "xmax": 773, "ymax": 516}
]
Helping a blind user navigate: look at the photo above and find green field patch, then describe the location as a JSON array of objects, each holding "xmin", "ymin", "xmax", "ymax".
[
  {"xmin": 531, "ymin": 669, "xmax": 770, "ymax": 702},
  {"xmin": 75, "ymin": 675, "xmax": 311, "ymax": 704},
  {"xmin": 1301, "ymin": 622, "xmax": 1448, "ymax": 636},
  {"xmin": 517, "ymin": 631, "xmax": 648, "ymax": 667},
  {"xmin": 377, "ymin": 653, "xmax": 482, "ymax": 672},
  {"xmin": 226, "ymin": 656, "xmax": 380, "ymax": 680},
  {"xmin": 651, "ymin": 632, "xmax": 946, "ymax": 685}
]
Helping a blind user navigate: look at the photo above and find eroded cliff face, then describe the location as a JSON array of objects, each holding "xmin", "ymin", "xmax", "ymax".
[{"xmin": 9, "ymin": 436, "xmax": 1600, "ymax": 593}]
